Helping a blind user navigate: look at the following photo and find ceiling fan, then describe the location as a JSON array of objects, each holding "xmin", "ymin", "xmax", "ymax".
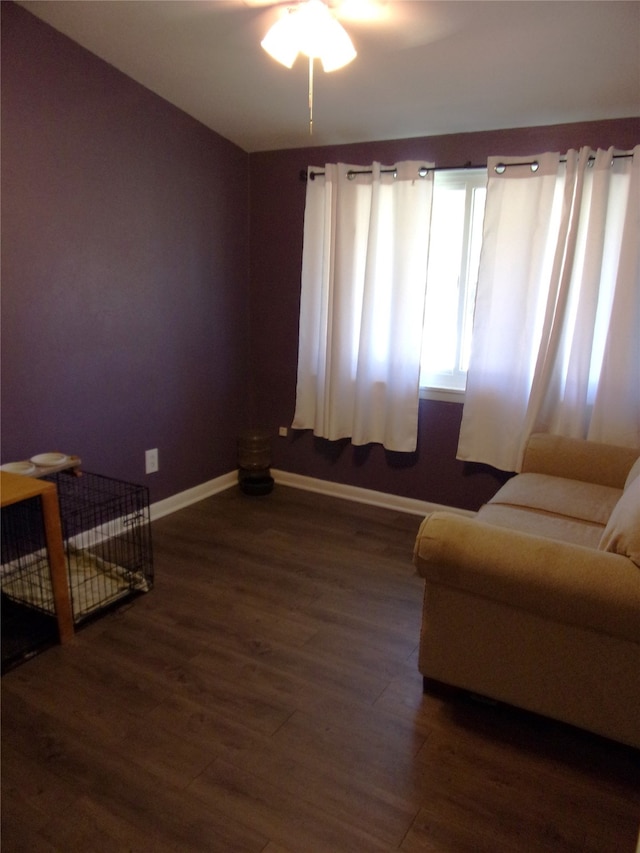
[
  {"xmin": 241, "ymin": 0, "xmax": 390, "ymax": 133},
  {"xmin": 242, "ymin": 0, "xmax": 390, "ymax": 24}
]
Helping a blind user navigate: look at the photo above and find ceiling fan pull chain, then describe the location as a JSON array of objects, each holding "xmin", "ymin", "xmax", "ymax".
[{"xmin": 309, "ymin": 55, "xmax": 314, "ymax": 135}]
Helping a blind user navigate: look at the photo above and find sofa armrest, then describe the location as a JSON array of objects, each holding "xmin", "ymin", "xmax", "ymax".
[
  {"xmin": 413, "ymin": 512, "xmax": 640, "ymax": 643},
  {"xmin": 521, "ymin": 433, "xmax": 639, "ymax": 488}
]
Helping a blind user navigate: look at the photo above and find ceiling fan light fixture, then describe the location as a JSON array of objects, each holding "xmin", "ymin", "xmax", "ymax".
[
  {"xmin": 261, "ymin": 0, "xmax": 357, "ymax": 71},
  {"xmin": 314, "ymin": 16, "xmax": 357, "ymax": 72},
  {"xmin": 260, "ymin": 9, "xmax": 299, "ymax": 68}
]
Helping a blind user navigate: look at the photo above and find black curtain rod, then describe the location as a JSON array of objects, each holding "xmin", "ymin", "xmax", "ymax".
[
  {"xmin": 300, "ymin": 152, "xmax": 634, "ymax": 182},
  {"xmin": 494, "ymin": 152, "xmax": 633, "ymax": 173},
  {"xmin": 300, "ymin": 161, "xmax": 483, "ymax": 181}
]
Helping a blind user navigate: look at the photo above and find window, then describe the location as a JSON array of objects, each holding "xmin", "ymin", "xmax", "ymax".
[{"xmin": 420, "ymin": 169, "xmax": 487, "ymax": 397}]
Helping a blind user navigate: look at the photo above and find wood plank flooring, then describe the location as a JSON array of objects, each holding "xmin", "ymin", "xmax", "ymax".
[{"xmin": 2, "ymin": 484, "xmax": 639, "ymax": 852}]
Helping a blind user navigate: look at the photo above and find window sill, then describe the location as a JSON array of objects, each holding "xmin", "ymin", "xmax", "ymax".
[{"xmin": 420, "ymin": 387, "xmax": 465, "ymax": 403}]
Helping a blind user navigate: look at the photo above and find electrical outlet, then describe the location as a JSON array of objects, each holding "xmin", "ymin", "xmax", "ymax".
[
  {"xmin": 278, "ymin": 426, "xmax": 288, "ymax": 437},
  {"xmin": 145, "ymin": 448, "xmax": 159, "ymax": 474}
]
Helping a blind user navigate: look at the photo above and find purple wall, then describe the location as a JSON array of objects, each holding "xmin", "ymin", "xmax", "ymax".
[
  {"xmin": 1, "ymin": 3, "xmax": 250, "ymax": 502},
  {"xmin": 248, "ymin": 118, "xmax": 640, "ymax": 510}
]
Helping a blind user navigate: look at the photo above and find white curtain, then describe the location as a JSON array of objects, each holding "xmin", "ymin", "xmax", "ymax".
[
  {"xmin": 292, "ymin": 161, "xmax": 434, "ymax": 452},
  {"xmin": 458, "ymin": 145, "xmax": 640, "ymax": 472}
]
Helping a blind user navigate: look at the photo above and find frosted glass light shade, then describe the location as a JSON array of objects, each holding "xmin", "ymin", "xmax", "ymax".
[
  {"xmin": 260, "ymin": 9, "xmax": 300, "ymax": 69},
  {"xmin": 261, "ymin": 0, "xmax": 357, "ymax": 72}
]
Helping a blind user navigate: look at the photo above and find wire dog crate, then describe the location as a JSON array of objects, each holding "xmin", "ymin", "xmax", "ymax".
[{"xmin": 1, "ymin": 471, "xmax": 153, "ymax": 672}]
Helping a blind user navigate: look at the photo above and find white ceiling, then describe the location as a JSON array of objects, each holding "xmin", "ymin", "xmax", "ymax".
[{"xmin": 17, "ymin": 0, "xmax": 640, "ymax": 153}]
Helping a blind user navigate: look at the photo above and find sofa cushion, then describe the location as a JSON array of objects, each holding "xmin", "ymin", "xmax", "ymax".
[
  {"xmin": 487, "ymin": 473, "xmax": 622, "ymax": 526},
  {"xmin": 625, "ymin": 456, "xmax": 640, "ymax": 490},
  {"xmin": 477, "ymin": 504, "xmax": 604, "ymax": 549},
  {"xmin": 414, "ymin": 512, "xmax": 640, "ymax": 643},
  {"xmin": 599, "ymin": 476, "xmax": 640, "ymax": 567}
]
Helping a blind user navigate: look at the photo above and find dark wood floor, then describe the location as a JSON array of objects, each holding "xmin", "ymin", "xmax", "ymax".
[{"xmin": 2, "ymin": 485, "xmax": 639, "ymax": 852}]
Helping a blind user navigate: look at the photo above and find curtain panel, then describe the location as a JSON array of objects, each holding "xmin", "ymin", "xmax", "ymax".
[
  {"xmin": 292, "ymin": 161, "xmax": 434, "ymax": 452},
  {"xmin": 458, "ymin": 145, "xmax": 640, "ymax": 472}
]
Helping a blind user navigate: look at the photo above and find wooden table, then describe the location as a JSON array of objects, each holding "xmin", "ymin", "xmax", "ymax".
[{"xmin": 1, "ymin": 471, "xmax": 74, "ymax": 643}]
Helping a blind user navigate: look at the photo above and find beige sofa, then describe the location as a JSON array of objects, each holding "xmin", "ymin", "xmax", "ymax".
[{"xmin": 413, "ymin": 433, "xmax": 640, "ymax": 748}]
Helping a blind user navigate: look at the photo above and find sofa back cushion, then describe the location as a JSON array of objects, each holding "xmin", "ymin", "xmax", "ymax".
[
  {"xmin": 487, "ymin": 473, "xmax": 621, "ymax": 526},
  {"xmin": 522, "ymin": 434, "xmax": 639, "ymax": 488},
  {"xmin": 599, "ymin": 476, "xmax": 640, "ymax": 567},
  {"xmin": 624, "ymin": 456, "xmax": 640, "ymax": 489}
]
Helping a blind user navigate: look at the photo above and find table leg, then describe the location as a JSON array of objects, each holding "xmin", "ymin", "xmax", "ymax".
[{"xmin": 40, "ymin": 488, "xmax": 74, "ymax": 643}]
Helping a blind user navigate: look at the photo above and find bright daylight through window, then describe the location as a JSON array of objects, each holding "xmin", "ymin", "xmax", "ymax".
[{"xmin": 420, "ymin": 169, "xmax": 487, "ymax": 396}]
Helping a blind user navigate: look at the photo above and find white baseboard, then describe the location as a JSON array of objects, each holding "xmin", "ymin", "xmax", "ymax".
[
  {"xmin": 271, "ymin": 469, "xmax": 473, "ymax": 517},
  {"xmin": 149, "ymin": 471, "xmax": 238, "ymax": 521},
  {"xmin": 150, "ymin": 469, "xmax": 473, "ymax": 521}
]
